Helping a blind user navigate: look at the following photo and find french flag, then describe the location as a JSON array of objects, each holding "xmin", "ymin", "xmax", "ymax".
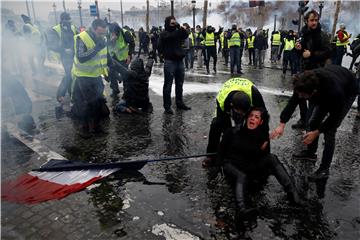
[
  {"xmin": 1, "ymin": 123, "xmax": 118, "ymax": 204},
  {"xmin": 1, "ymin": 159, "xmax": 118, "ymax": 204}
]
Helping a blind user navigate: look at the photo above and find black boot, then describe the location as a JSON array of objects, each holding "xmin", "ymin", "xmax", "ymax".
[{"xmin": 273, "ymin": 163, "xmax": 302, "ymax": 206}]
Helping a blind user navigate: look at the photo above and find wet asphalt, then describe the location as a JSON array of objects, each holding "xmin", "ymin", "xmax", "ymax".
[{"xmin": 1, "ymin": 54, "xmax": 360, "ymax": 239}]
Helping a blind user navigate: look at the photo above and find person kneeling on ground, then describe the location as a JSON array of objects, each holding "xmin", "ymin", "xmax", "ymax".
[
  {"xmin": 114, "ymin": 54, "xmax": 154, "ymax": 114},
  {"xmin": 218, "ymin": 107, "xmax": 301, "ymax": 216}
]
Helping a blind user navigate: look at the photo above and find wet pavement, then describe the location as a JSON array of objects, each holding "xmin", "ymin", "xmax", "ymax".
[{"xmin": 1, "ymin": 55, "xmax": 360, "ymax": 239}]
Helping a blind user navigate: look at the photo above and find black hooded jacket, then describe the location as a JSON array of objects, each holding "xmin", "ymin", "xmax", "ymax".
[
  {"xmin": 298, "ymin": 23, "xmax": 332, "ymax": 70},
  {"xmin": 116, "ymin": 58, "xmax": 154, "ymax": 108},
  {"xmin": 158, "ymin": 17, "xmax": 188, "ymax": 61}
]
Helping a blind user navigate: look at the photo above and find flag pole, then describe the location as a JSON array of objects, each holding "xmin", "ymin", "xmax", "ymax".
[{"xmin": 32, "ymin": 153, "xmax": 216, "ymax": 172}]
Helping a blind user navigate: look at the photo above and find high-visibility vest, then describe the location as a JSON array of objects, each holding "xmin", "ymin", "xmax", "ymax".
[
  {"xmin": 53, "ymin": 24, "xmax": 77, "ymax": 39},
  {"xmin": 189, "ymin": 32, "xmax": 195, "ymax": 47},
  {"xmin": 272, "ymin": 32, "xmax": 281, "ymax": 46},
  {"xmin": 284, "ymin": 38, "xmax": 295, "ymax": 51},
  {"xmin": 220, "ymin": 32, "xmax": 225, "ymax": 49},
  {"xmin": 336, "ymin": 30, "xmax": 350, "ymax": 47},
  {"xmin": 247, "ymin": 36, "xmax": 255, "ymax": 49},
  {"xmin": 109, "ymin": 28, "xmax": 129, "ymax": 61},
  {"xmin": 216, "ymin": 78, "xmax": 253, "ymax": 112},
  {"xmin": 25, "ymin": 23, "xmax": 42, "ymax": 44},
  {"xmin": 205, "ymin": 32, "xmax": 215, "ymax": 46},
  {"xmin": 72, "ymin": 31, "xmax": 108, "ymax": 78},
  {"xmin": 228, "ymin": 32, "xmax": 241, "ymax": 47}
]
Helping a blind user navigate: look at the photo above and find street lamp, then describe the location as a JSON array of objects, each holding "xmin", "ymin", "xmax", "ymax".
[
  {"xmin": 108, "ymin": 8, "xmax": 111, "ymax": 22},
  {"xmin": 53, "ymin": 2, "xmax": 57, "ymax": 25},
  {"xmin": 78, "ymin": 1, "xmax": 83, "ymax": 27},
  {"xmin": 192, "ymin": 0, "xmax": 196, "ymax": 29},
  {"xmin": 318, "ymin": 1, "xmax": 324, "ymax": 19},
  {"xmin": 171, "ymin": 0, "xmax": 174, "ymax": 17}
]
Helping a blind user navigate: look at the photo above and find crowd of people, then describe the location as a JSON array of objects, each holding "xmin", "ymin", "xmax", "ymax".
[{"xmin": 3, "ymin": 9, "xmax": 360, "ymax": 220}]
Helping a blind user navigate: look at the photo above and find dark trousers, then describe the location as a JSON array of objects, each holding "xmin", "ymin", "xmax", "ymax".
[
  {"xmin": 306, "ymin": 95, "xmax": 357, "ymax": 170},
  {"xmin": 152, "ymin": 45, "xmax": 158, "ymax": 63},
  {"xmin": 138, "ymin": 44, "xmax": 149, "ymax": 57},
  {"xmin": 224, "ymin": 154, "xmax": 295, "ymax": 208},
  {"xmin": 248, "ymin": 48, "xmax": 255, "ymax": 64},
  {"xmin": 205, "ymin": 46, "xmax": 217, "ymax": 70},
  {"xmin": 163, "ymin": 59, "xmax": 185, "ymax": 110},
  {"xmin": 184, "ymin": 48, "xmax": 195, "ymax": 69},
  {"xmin": 222, "ymin": 48, "xmax": 229, "ymax": 65},
  {"xmin": 332, "ymin": 46, "xmax": 346, "ymax": 65},
  {"xmin": 57, "ymin": 53, "xmax": 74, "ymax": 99},
  {"xmin": 72, "ymin": 76, "xmax": 108, "ymax": 125},
  {"xmin": 282, "ymin": 51, "xmax": 296, "ymax": 75},
  {"xmin": 230, "ymin": 47, "xmax": 241, "ymax": 73}
]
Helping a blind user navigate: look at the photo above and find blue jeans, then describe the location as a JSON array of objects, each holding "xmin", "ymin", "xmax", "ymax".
[
  {"xmin": 229, "ymin": 47, "xmax": 241, "ymax": 73},
  {"xmin": 163, "ymin": 60, "xmax": 185, "ymax": 109}
]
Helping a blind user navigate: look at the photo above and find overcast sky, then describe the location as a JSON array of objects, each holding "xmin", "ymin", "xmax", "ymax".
[{"xmin": 2, "ymin": 0, "xmax": 213, "ymax": 21}]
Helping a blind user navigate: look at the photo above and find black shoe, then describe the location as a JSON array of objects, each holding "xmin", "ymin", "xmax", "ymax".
[
  {"xmin": 291, "ymin": 119, "xmax": 306, "ymax": 129},
  {"xmin": 308, "ymin": 168, "xmax": 329, "ymax": 181},
  {"xmin": 213, "ymin": 67, "xmax": 217, "ymax": 73},
  {"xmin": 177, "ymin": 104, "xmax": 191, "ymax": 110},
  {"xmin": 206, "ymin": 68, "xmax": 210, "ymax": 74},
  {"xmin": 164, "ymin": 108, "xmax": 174, "ymax": 114},
  {"xmin": 237, "ymin": 71, "xmax": 244, "ymax": 74},
  {"xmin": 293, "ymin": 150, "xmax": 317, "ymax": 162}
]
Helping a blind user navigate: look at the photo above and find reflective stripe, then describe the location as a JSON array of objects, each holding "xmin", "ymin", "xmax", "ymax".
[
  {"xmin": 272, "ymin": 33, "xmax": 281, "ymax": 46},
  {"xmin": 247, "ymin": 36, "xmax": 255, "ymax": 48},
  {"xmin": 72, "ymin": 31, "xmax": 108, "ymax": 78},
  {"xmin": 216, "ymin": 78, "xmax": 254, "ymax": 112},
  {"xmin": 228, "ymin": 32, "xmax": 240, "ymax": 47},
  {"xmin": 284, "ymin": 38, "xmax": 295, "ymax": 51},
  {"xmin": 336, "ymin": 31, "xmax": 349, "ymax": 47},
  {"xmin": 205, "ymin": 32, "xmax": 215, "ymax": 46},
  {"xmin": 189, "ymin": 32, "xmax": 195, "ymax": 46}
]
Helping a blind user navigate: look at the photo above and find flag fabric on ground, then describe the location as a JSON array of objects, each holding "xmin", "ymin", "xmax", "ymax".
[{"xmin": 1, "ymin": 159, "xmax": 119, "ymax": 204}]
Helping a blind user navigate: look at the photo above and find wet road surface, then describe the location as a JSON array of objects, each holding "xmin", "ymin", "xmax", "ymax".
[{"xmin": 2, "ymin": 57, "xmax": 360, "ymax": 239}]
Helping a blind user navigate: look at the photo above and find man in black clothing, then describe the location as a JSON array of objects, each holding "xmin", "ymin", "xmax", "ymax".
[
  {"xmin": 150, "ymin": 26, "xmax": 159, "ymax": 63},
  {"xmin": 138, "ymin": 27, "xmax": 149, "ymax": 57},
  {"xmin": 158, "ymin": 16, "xmax": 191, "ymax": 114},
  {"xmin": 292, "ymin": 10, "xmax": 332, "ymax": 129},
  {"xmin": 270, "ymin": 65, "xmax": 358, "ymax": 179}
]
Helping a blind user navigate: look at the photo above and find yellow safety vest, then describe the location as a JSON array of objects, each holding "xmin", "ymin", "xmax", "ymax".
[
  {"xmin": 228, "ymin": 32, "xmax": 241, "ymax": 47},
  {"xmin": 216, "ymin": 78, "xmax": 253, "ymax": 112},
  {"xmin": 247, "ymin": 36, "xmax": 255, "ymax": 49},
  {"xmin": 72, "ymin": 31, "xmax": 108, "ymax": 78},
  {"xmin": 109, "ymin": 29, "xmax": 129, "ymax": 61},
  {"xmin": 53, "ymin": 24, "xmax": 77, "ymax": 39},
  {"xmin": 205, "ymin": 32, "xmax": 215, "ymax": 46},
  {"xmin": 336, "ymin": 31, "xmax": 350, "ymax": 47},
  {"xmin": 272, "ymin": 32, "xmax": 281, "ymax": 46},
  {"xmin": 189, "ymin": 32, "xmax": 195, "ymax": 46},
  {"xmin": 284, "ymin": 38, "xmax": 295, "ymax": 51},
  {"xmin": 25, "ymin": 23, "xmax": 42, "ymax": 44}
]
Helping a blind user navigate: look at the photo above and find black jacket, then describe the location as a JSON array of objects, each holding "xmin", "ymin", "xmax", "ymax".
[
  {"xmin": 158, "ymin": 27, "xmax": 188, "ymax": 61},
  {"xmin": 298, "ymin": 24, "xmax": 332, "ymax": 70},
  {"xmin": 116, "ymin": 58, "xmax": 154, "ymax": 108},
  {"xmin": 218, "ymin": 120, "xmax": 269, "ymax": 170},
  {"xmin": 254, "ymin": 31, "xmax": 267, "ymax": 50},
  {"xmin": 280, "ymin": 65, "xmax": 358, "ymax": 132}
]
